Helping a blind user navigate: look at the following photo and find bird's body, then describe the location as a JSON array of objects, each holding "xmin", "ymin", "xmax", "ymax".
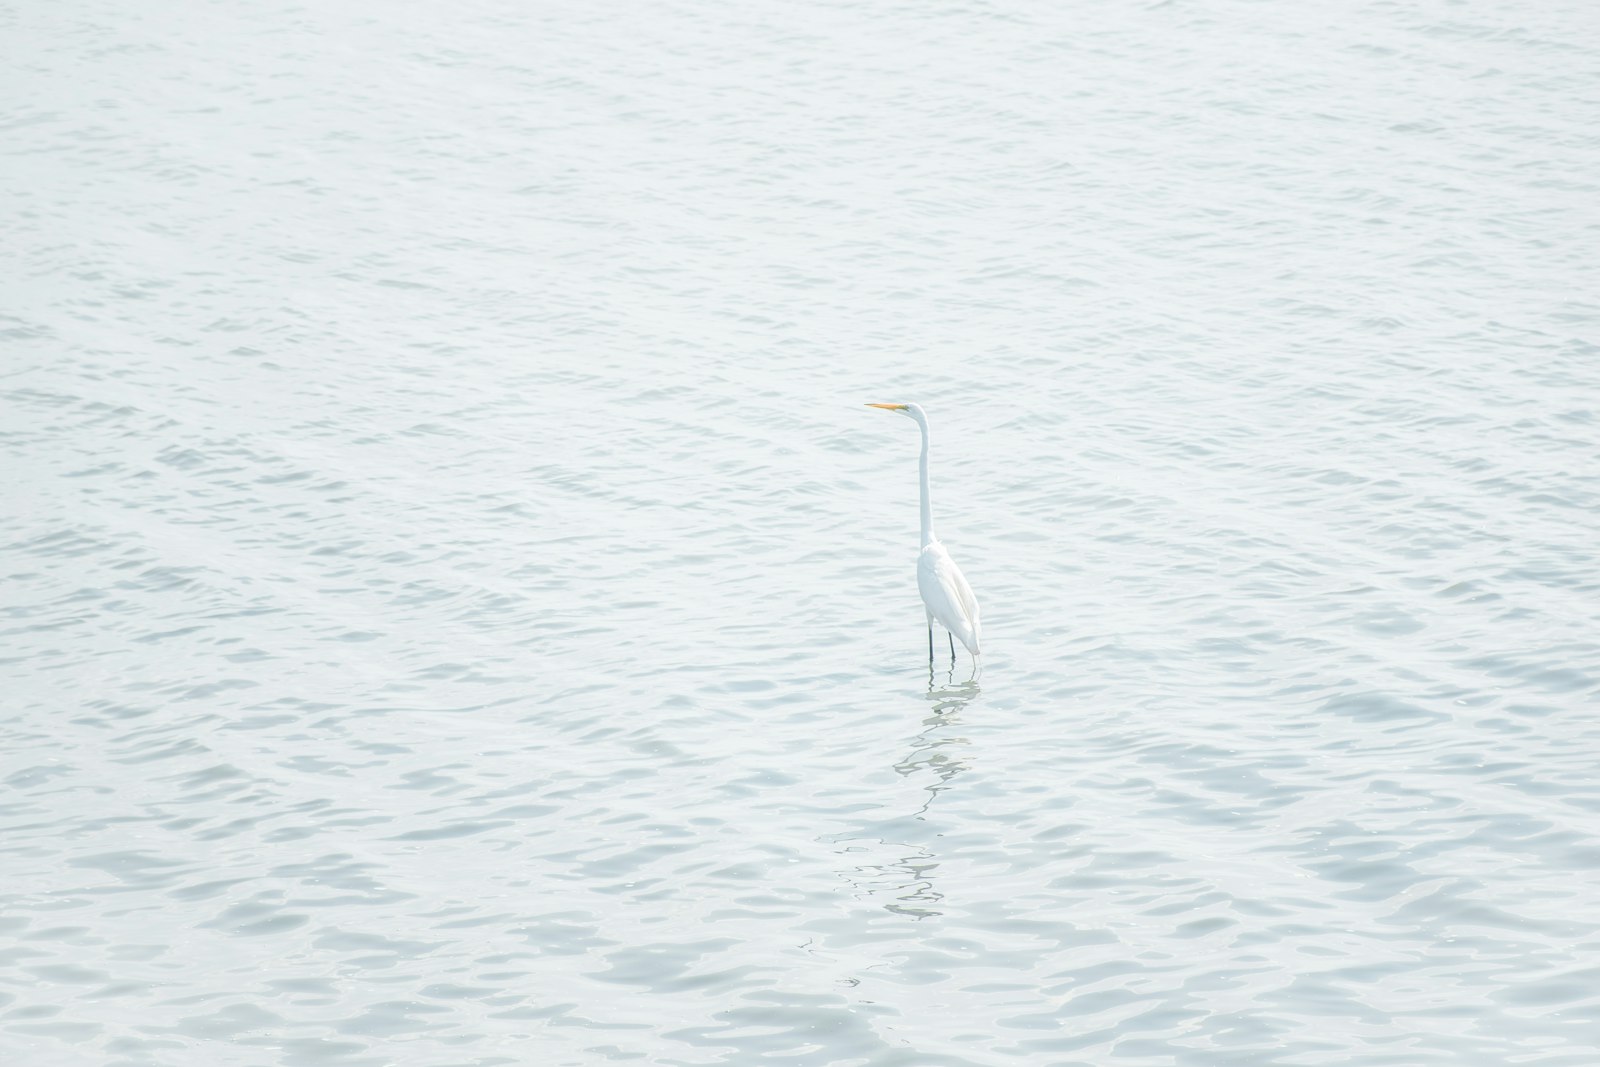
[
  {"xmin": 919, "ymin": 540, "xmax": 981, "ymax": 656},
  {"xmin": 866, "ymin": 402, "xmax": 981, "ymax": 667}
]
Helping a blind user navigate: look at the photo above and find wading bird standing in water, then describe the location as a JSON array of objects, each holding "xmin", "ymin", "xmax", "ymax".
[{"xmin": 866, "ymin": 403, "xmax": 981, "ymax": 671}]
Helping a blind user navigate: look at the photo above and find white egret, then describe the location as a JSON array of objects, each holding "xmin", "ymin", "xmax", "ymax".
[{"xmin": 866, "ymin": 402, "xmax": 982, "ymax": 669}]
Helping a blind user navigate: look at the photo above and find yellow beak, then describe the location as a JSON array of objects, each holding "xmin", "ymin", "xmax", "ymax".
[{"xmin": 865, "ymin": 403, "xmax": 908, "ymax": 411}]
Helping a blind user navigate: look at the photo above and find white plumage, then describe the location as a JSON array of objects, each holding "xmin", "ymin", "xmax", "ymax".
[
  {"xmin": 867, "ymin": 402, "xmax": 982, "ymax": 666},
  {"xmin": 919, "ymin": 541, "xmax": 981, "ymax": 656}
]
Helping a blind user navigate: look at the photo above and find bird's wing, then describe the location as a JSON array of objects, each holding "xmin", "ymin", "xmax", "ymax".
[
  {"xmin": 918, "ymin": 543, "xmax": 981, "ymax": 653},
  {"xmin": 945, "ymin": 552, "xmax": 980, "ymax": 630}
]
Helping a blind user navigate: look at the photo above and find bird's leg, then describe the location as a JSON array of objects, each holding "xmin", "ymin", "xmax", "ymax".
[
  {"xmin": 927, "ymin": 620, "xmax": 934, "ymax": 666},
  {"xmin": 949, "ymin": 633, "xmax": 956, "ymax": 668}
]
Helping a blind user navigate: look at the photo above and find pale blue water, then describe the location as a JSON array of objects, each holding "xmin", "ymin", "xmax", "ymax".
[{"xmin": 4, "ymin": 1, "xmax": 1599, "ymax": 1064}]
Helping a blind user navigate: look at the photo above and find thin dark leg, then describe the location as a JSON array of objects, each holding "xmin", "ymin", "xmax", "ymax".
[
  {"xmin": 927, "ymin": 623, "xmax": 934, "ymax": 666},
  {"xmin": 949, "ymin": 633, "xmax": 956, "ymax": 668}
]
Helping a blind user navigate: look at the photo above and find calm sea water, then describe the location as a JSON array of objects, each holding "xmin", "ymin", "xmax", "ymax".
[{"xmin": 5, "ymin": 1, "xmax": 1599, "ymax": 1064}]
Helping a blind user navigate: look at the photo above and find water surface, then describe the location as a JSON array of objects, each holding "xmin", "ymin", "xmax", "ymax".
[{"xmin": 4, "ymin": 0, "xmax": 1600, "ymax": 1064}]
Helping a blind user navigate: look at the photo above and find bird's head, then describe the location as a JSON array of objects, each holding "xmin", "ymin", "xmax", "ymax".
[{"xmin": 866, "ymin": 402, "xmax": 925, "ymax": 422}]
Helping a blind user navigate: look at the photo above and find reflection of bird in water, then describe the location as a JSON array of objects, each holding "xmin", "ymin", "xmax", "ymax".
[
  {"xmin": 876, "ymin": 849, "xmax": 944, "ymax": 920},
  {"xmin": 832, "ymin": 680, "xmax": 980, "ymax": 920},
  {"xmin": 896, "ymin": 680, "xmax": 978, "ymax": 819},
  {"xmin": 924, "ymin": 676, "xmax": 981, "ymax": 717}
]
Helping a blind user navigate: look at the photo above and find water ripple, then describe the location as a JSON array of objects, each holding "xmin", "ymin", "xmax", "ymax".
[{"xmin": 5, "ymin": 0, "xmax": 1600, "ymax": 1064}]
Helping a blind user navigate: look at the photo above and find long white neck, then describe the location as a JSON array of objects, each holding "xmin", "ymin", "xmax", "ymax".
[{"xmin": 916, "ymin": 413, "xmax": 935, "ymax": 547}]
